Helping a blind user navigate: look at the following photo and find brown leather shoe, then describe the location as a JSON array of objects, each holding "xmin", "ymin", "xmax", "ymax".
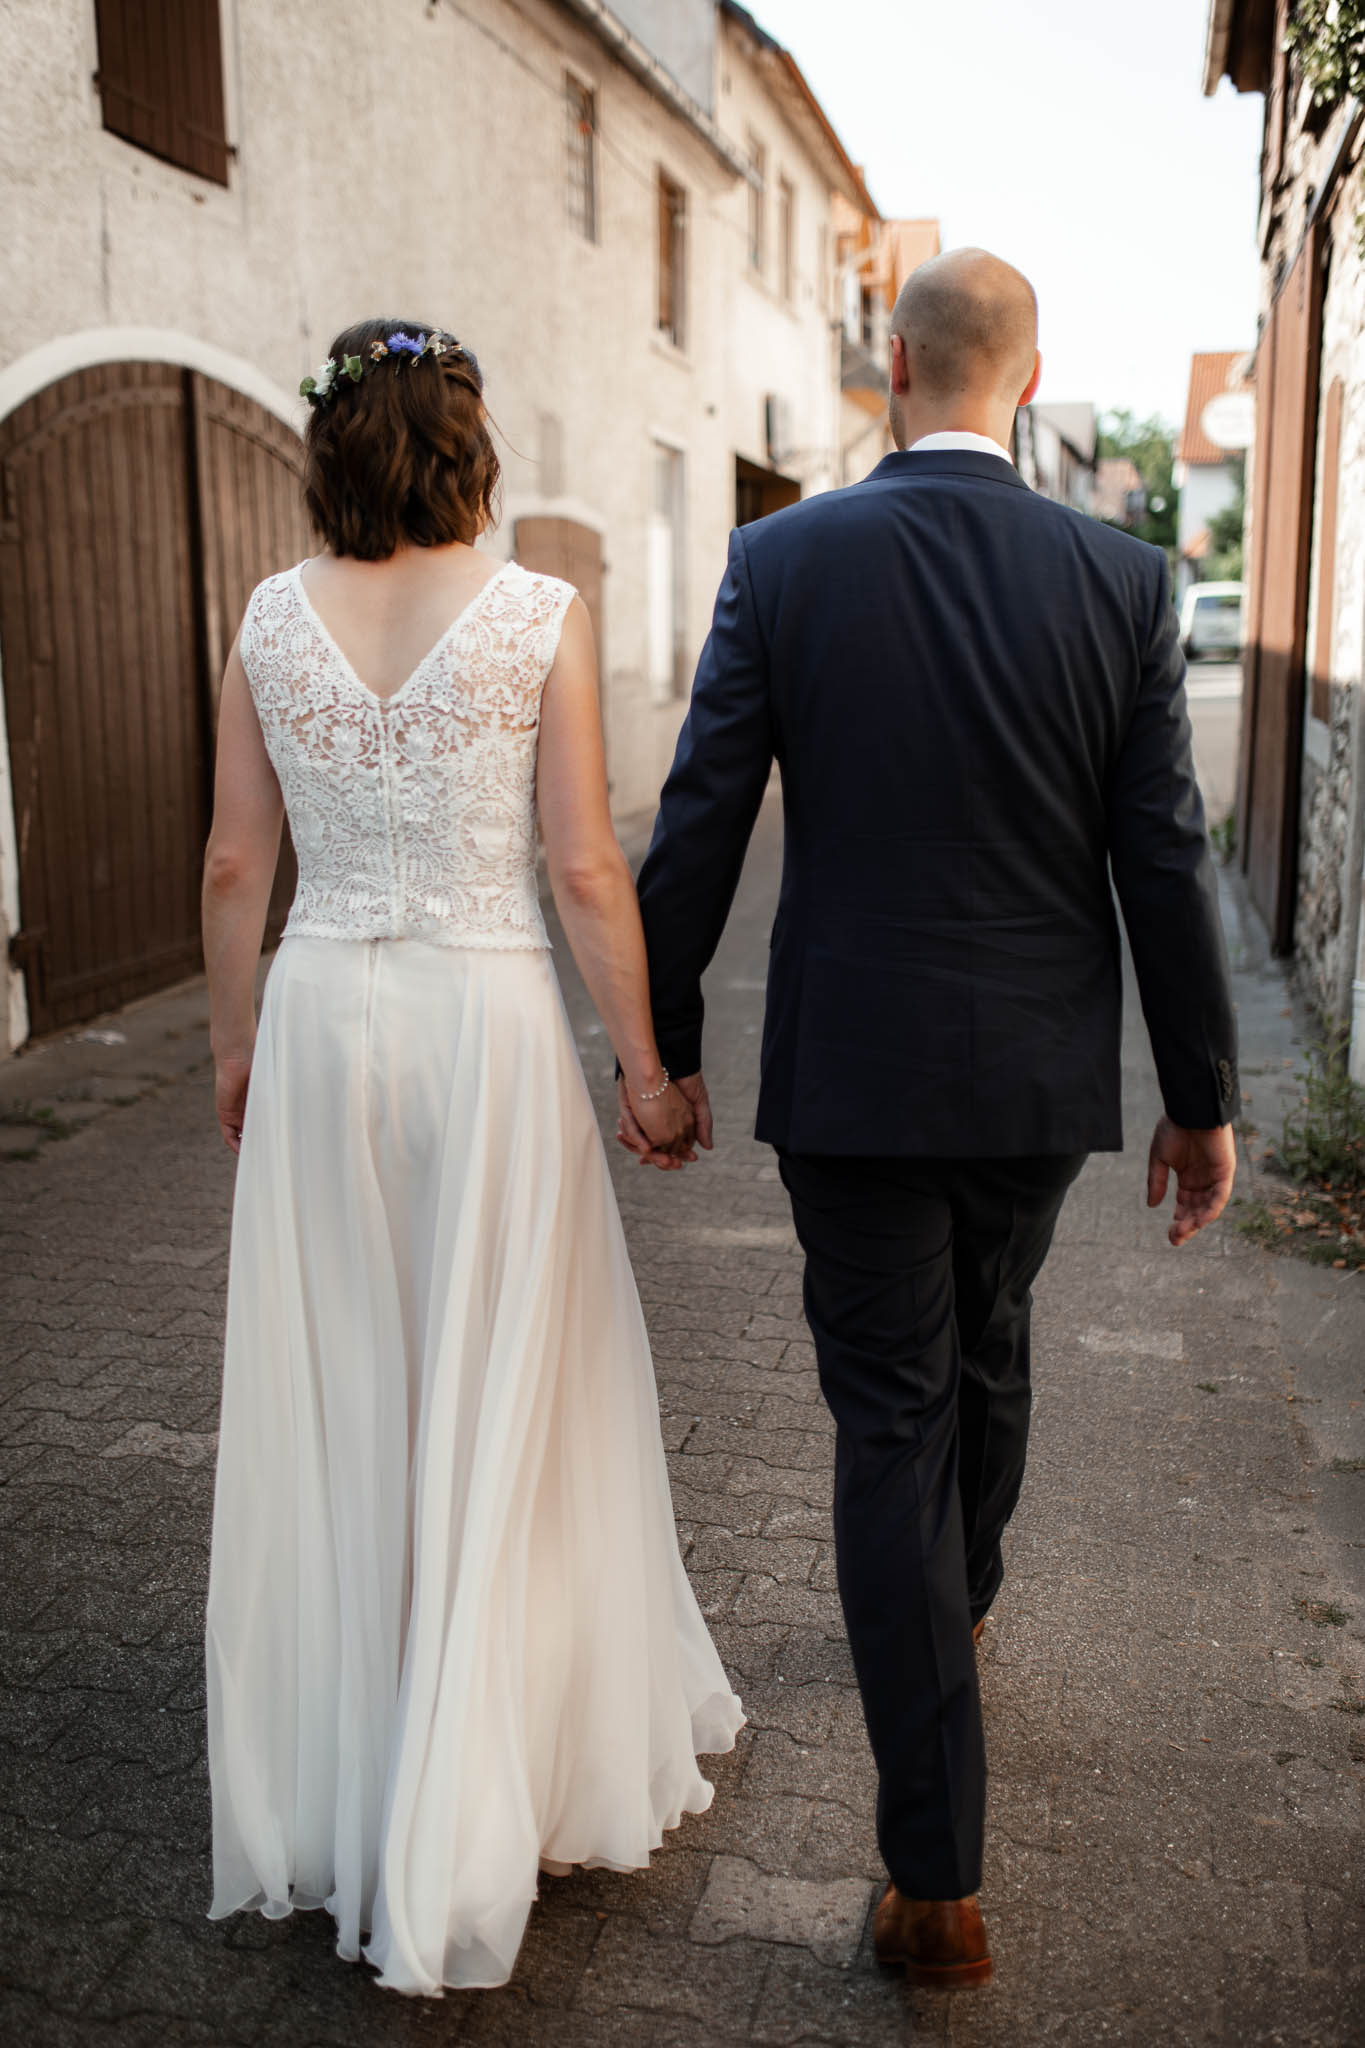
[
  {"xmin": 873, "ymin": 1884, "xmax": 992, "ymax": 1988},
  {"xmin": 972, "ymin": 1616, "xmax": 986, "ymax": 1645}
]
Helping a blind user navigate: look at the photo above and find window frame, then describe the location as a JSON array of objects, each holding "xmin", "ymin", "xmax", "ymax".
[
  {"xmin": 647, "ymin": 440, "xmax": 688, "ymax": 703},
  {"xmin": 747, "ymin": 133, "xmax": 766, "ymax": 273},
  {"xmin": 776, "ymin": 174, "xmax": 795, "ymax": 303},
  {"xmin": 564, "ymin": 72, "xmax": 599, "ymax": 243},
  {"xmin": 657, "ymin": 170, "xmax": 687, "ymax": 350}
]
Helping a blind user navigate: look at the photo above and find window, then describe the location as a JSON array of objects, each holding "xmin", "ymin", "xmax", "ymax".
[
  {"xmin": 747, "ymin": 134, "xmax": 765, "ymax": 271},
  {"xmin": 94, "ymin": 0, "xmax": 230, "ymax": 184},
  {"xmin": 565, "ymin": 75, "xmax": 597, "ymax": 240},
  {"xmin": 657, "ymin": 172, "xmax": 687, "ymax": 348},
  {"xmin": 647, "ymin": 445, "xmax": 686, "ymax": 702},
  {"xmin": 777, "ymin": 177, "xmax": 795, "ymax": 302}
]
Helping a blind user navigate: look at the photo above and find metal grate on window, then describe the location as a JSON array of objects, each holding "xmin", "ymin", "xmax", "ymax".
[{"xmin": 565, "ymin": 75, "xmax": 597, "ymax": 241}]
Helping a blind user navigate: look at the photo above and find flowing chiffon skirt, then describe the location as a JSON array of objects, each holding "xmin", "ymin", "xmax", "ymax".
[{"xmin": 205, "ymin": 936, "xmax": 744, "ymax": 1994}]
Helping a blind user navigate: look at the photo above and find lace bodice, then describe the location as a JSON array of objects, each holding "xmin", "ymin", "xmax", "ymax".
[{"xmin": 240, "ymin": 561, "xmax": 576, "ymax": 950}]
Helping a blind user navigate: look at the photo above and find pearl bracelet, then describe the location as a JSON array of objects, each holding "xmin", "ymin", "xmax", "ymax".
[{"xmin": 634, "ymin": 1070, "xmax": 671, "ymax": 1102}]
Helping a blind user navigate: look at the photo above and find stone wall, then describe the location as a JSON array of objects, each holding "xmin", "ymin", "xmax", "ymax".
[
  {"xmin": 1244, "ymin": 60, "xmax": 1365, "ymax": 1052},
  {"xmin": 1291, "ymin": 139, "xmax": 1365, "ymax": 1041}
]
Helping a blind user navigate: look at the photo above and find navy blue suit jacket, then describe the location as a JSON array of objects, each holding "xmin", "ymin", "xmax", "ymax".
[{"xmin": 635, "ymin": 448, "xmax": 1240, "ymax": 1156}]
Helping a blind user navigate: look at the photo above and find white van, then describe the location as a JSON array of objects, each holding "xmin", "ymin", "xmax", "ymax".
[{"xmin": 1179, "ymin": 581, "xmax": 1244, "ymax": 661}]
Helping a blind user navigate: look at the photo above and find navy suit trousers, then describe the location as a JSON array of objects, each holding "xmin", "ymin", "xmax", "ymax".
[{"xmin": 778, "ymin": 1149, "xmax": 1086, "ymax": 1898}]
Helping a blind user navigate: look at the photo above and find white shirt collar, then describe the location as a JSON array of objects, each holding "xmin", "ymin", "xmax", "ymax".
[{"xmin": 905, "ymin": 430, "xmax": 1014, "ymax": 465}]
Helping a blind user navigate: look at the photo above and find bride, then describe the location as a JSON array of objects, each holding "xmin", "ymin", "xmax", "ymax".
[{"xmin": 200, "ymin": 318, "xmax": 744, "ymax": 1995}]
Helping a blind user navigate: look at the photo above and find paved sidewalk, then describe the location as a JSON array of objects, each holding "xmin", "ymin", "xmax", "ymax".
[{"xmin": 2, "ymin": 795, "xmax": 1363, "ymax": 2046}]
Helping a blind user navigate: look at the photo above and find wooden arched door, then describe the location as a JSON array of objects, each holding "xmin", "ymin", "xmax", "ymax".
[
  {"xmin": 514, "ymin": 516, "xmax": 605, "ymax": 674},
  {"xmin": 0, "ymin": 361, "xmax": 309, "ymax": 1037}
]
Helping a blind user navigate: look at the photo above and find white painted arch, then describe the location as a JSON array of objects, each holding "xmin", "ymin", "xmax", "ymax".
[{"xmin": 0, "ymin": 327, "xmax": 303, "ymax": 432}]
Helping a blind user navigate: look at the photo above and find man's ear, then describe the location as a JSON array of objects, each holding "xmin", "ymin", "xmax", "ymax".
[
  {"xmin": 1019, "ymin": 350, "xmax": 1042, "ymax": 407},
  {"xmin": 889, "ymin": 331, "xmax": 911, "ymax": 397}
]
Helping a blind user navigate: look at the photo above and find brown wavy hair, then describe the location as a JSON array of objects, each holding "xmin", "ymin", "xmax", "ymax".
[{"xmin": 302, "ymin": 318, "xmax": 501, "ymax": 559}]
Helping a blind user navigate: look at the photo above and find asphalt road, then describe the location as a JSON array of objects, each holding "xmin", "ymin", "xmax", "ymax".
[{"xmin": 1186, "ymin": 660, "xmax": 1242, "ymax": 827}]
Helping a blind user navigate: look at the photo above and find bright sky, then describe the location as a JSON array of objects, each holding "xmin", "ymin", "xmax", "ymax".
[{"xmin": 751, "ymin": 0, "xmax": 1265, "ymax": 428}]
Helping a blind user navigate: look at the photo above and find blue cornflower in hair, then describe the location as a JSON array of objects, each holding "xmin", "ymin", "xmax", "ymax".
[{"xmin": 387, "ymin": 331, "xmax": 425, "ymax": 356}]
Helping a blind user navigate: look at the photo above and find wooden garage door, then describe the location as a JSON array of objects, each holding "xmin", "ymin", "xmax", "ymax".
[
  {"xmin": 191, "ymin": 373, "xmax": 310, "ymax": 935},
  {"xmin": 1236, "ymin": 225, "xmax": 1324, "ymax": 951},
  {"xmin": 0, "ymin": 361, "xmax": 308, "ymax": 1036}
]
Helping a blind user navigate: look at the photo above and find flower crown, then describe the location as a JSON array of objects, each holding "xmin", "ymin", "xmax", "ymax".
[{"xmin": 300, "ymin": 330, "xmax": 464, "ymax": 407}]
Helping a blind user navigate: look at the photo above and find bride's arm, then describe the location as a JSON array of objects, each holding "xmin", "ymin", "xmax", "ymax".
[
  {"xmin": 538, "ymin": 597, "xmax": 695, "ymax": 1164},
  {"xmin": 201, "ymin": 637, "xmax": 284, "ymax": 1152}
]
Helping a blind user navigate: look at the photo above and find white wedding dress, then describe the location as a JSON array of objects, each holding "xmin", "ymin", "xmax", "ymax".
[{"xmin": 204, "ymin": 559, "xmax": 744, "ymax": 1995}]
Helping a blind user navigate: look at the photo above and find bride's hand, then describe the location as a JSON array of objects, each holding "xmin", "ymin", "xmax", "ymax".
[
  {"xmin": 215, "ymin": 1050, "xmax": 254, "ymax": 1155},
  {"xmin": 620, "ymin": 1075, "xmax": 697, "ymax": 1168}
]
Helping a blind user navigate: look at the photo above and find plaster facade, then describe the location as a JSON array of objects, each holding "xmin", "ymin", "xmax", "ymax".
[
  {"xmin": 0, "ymin": 0, "xmax": 872, "ymax": 1050},
  {"xmin": 714, "ymin": 8, "xmax": 843, "ymax": 503}
]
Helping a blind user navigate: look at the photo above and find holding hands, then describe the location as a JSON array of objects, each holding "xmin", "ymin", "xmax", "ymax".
[{"xmin": 618, "ymin": 1070, "xmax": 714, "ymax": 1171}]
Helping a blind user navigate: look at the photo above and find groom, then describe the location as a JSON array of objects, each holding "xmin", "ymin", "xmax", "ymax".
[{"xmin": 621, "ymin": 248, "xmax": 1238, "ymax": 1987}]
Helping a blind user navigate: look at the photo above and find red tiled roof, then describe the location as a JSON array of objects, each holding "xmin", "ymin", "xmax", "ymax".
[{"xmin": 1179, "ymin": 352, "xmax": 1243, "ymax": 466}]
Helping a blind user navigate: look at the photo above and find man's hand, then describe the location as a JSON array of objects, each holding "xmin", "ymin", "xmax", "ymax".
[
  {"xmin": 618, "ymin": 1071, "xmax": 714, "ymax": 1170},
  {"xmin": 1146, "ymin": 1115, "xmax": 1237, "ymax": 1247}
]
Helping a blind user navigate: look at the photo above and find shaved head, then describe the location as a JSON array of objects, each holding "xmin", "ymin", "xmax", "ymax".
[{"xmin": 891, "ymin": 248, "xmax": 1038, "ymax": 402}]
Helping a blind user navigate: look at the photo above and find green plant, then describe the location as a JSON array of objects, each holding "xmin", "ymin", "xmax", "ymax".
[
  {"xmin": 1279, "ymin": 1028, "xmax": 1365, "ymax": 1190},
  {"xmin": 1096, "ymin": 410, "xmax": 1178, "ymax": 553},
  {"xmin": 1297, "ymin": 1598, "xmax": 1349, "ymax": 1628},
  {"xmin": 1232, "ymin": 1197, "xmax": 1279, "ymax": 1246},
  {"xmin": 1209, "ymin": 810, "xmax": 1237, "ymax": 864},
  {"xmin": 1286, "ymin": 1, "xmax": 1365, "ymax": 106},
  {"xmin": 1205, "ymin": 459, "xmax": 1245, "ymax": 582},
  {"xmin": 1285, "ymin": 3, "xmax": 1365, "ymax": 258}
]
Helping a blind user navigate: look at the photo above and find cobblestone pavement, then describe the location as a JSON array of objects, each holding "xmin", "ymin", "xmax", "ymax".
[{"xmin": 2, "ymin": 795, "xmax": 1363, "ymax": 2046}]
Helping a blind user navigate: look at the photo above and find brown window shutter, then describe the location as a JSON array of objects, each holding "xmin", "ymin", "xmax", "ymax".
[
  {"xmin": 95, "ymin": 0, "xmax": 230, "ymax": 186},
  {"xmin": 1310, "ymin": 377, "xmax": 1343, "ymax": 725}
]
